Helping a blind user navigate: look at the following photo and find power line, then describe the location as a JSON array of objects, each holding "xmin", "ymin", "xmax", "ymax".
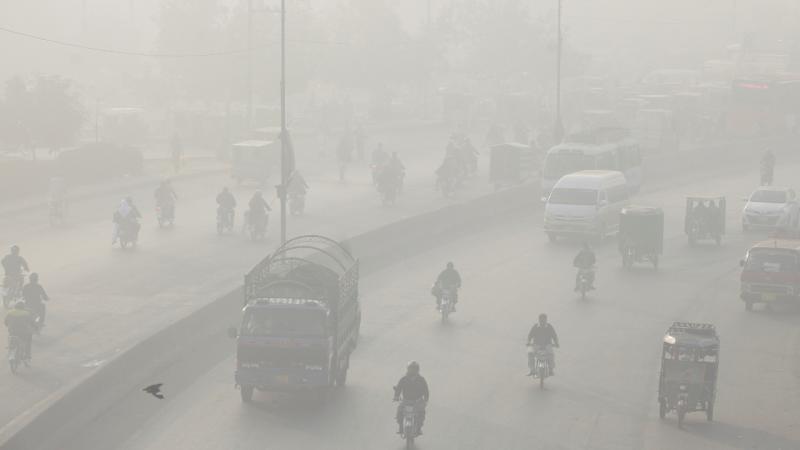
[{"xmin": 0, "ymin": 25, "xmax": 353, "ymax": 58}]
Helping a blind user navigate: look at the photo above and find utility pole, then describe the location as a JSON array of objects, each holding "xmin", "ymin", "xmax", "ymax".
[
  {"xmin": 554, "ymin": 0, "xmax": 564, "ymax": 143},
  {"xmin": 280, "ymin": 0, "xmax": 288, "ymax": 245},
  {"xmin": 247, "ymin": 0, "xmax": 254, "ymax": 132}
]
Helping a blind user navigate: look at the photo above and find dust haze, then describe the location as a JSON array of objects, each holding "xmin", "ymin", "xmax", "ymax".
[{"xmin": 0, "ymin": 1, "xmax": 798, "ymax": 450}]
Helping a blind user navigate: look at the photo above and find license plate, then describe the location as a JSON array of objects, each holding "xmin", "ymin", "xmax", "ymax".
[{"xmin": 762, "ymin": 293, "xmax": 776, "ymax": 302}]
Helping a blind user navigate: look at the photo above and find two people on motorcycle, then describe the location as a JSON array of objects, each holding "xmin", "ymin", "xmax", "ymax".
[
  {"xmin": 393, "ymin": 361, "xmax": 429, "ymax": 435},
  {"xmin": 3, "ymin": 245, "xmax": 29, "ymax": 307},
  {"xmin": 377, "ymin": 153, "xmax": 405, "ymax": 197},
  {"xmin": 23, "ymin": 273, "xmax": 49, "ymax": 328},
  {"xmin": 527, "ymin": 313, "xmax": 560, "ymax": 376},
  {"xmin": 761, "ymin": 149, "xmax": 775, "ymax": 186},
  {"xmin": 154, "ymin": 180, "xmax": 177, "ymax": 219},
  {"xmin": 432, "ymin": 262, "xmax": 461, "ymax": 311},
  {"xmin": 5, "ymin": 301, "xmax": 35, "ymax": 361},
  {"xmin": 112, "ymin": 197, "xmax": 141, "ymax": 244},
  {"xmin": 573, "ymin": 243, "xmax": 596, "ymax": 291}
]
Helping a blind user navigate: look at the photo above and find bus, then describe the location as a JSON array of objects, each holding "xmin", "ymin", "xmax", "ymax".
[{"xmin": 541, "ymin": 128, "xmax": 642, "ymax": 196}]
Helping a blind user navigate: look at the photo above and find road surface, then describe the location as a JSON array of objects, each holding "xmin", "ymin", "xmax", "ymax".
[
  {"xmin": 61, "ymin": 161, "xmax": 800, "ymax": 449},
  {"xmin": 0, "ymin": 125, "xmax": 491, "ymax": 431}
]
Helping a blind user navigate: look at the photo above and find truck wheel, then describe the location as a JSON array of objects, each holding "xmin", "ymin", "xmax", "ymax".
[{"xmin": 240, "ymin": 386, "xmax": 254, "ymax": 403}]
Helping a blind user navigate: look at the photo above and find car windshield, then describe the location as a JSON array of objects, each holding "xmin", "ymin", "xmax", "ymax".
[
  {"xmin": 745, "ymin": 249, "xmax": 800, "ymax": 272},
  {"xmin": 548, "ymin": 188, "xmax": 598, "ymax": 206},
  {"xmin": 241, "ymin": 308, "xmax": 327, "ymax": 337},
  {"xmin": 543, "ymin": 152, "xmax": 595, "ymax": 179},
  {"xmin": 750, "ymin": 190, "xmax": 787, "ymax": 203}
]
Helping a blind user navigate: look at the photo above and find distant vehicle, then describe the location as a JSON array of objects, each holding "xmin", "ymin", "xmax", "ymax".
[
  {"xmin": 396, "ymin": 398, "xmax": 425, "ymax": 449},
  {"xmin": 242, "ymin": 211, "xmax": 268, "ymax": 241},
  {"xmin": 544, "ymin": 170, "xmax": 630, "ymax": 242},
  {"xmin": 658, "ymin": 322, "xmax": 719, "ymax": 428},
  {"xmin": 739, "ymin": 236, "xmax": 800, "ymax": 311},
  {"xmin": 118, "ymin": 221, "xmax": 139, "ymax": 249},
  {"xmin": 541, "ymin": 128, "xmax": 641, "ymax": 196},
  {"xmin": 619, "ymin": 206, "xmax": 664, "ymax": 269},
  {"xmin": 685, "ymin": 196, "xmax": 725, "ymax": 246},
  {"xmin": 742, "ymin": 187, "xmax": 798, "ymax": 232},
  {"xmin": 229, "ymin": 235, "xmax": 361, "ymax": 402},
  {"xmin": 230, "ymin": 140, "xmax": 280, "ymax": 185},
  {"xmin": 527, "ymin": 344, "xmax": 552, "ymax": 389},
  {"xmin": 437, "ymin": 287, "xmax": 455, "ymax": 323}
]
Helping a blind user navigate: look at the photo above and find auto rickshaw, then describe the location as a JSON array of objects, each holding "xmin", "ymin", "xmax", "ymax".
[
  {"xmin": 685, "ymin": 196, "xmax": 725, "ymax": 246},
  {"xmin": 619, "ymin": 206, "xmax": 663, "ymax": 269},
  {"xmin": 658, "ymin": 322, "xmax": 719, "ymax": 428}
]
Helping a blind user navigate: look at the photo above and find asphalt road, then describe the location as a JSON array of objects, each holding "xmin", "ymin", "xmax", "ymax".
[
  {"xmin": 0, "ymin": 125, "xmax": 491, "ymax": 431},
  {"xmin": 63, "ymin": 163, "xmax": 800, "ymax": 450}
]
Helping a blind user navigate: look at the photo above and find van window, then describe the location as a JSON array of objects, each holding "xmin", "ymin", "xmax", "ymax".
[
  {"xmin": 548, "ymin": 188, "xmax": 598, "ymax": 205},
  {"xmin": 606, "ymin": 184, "xmax": 629, "ymax": 203}
]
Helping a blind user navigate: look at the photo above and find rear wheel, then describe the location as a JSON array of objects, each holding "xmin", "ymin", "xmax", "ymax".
[
  {"xmin": 405, "ymin": 426, "xmax": 414, "ymax": 449},
  {"xmin": 240, "ymin": 386, "xmax": 254, "ymax": 403},
  {"xmin": 335, "ymin": 355, "xmax": 350, "ymax": 387}
]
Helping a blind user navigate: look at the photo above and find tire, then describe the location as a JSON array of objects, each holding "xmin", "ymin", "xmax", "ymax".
[
  {"xmin": 335, "ymin": 356, "xmax": 349, "ymax": 388},
  {"xmin": 659, "ymin": 398, "xmax": 667, "ymax": 419},
  {"xmin": 677, "ymin": 404, "xmax": 686, "ymax": 428},
  {"xmin": 120, "ymin": 239, "xmax": 129, "ymax": 249},
  {"xmin": 706, "ymin": 401, "xmax": 714, "ymax": 421},
  {"xmin": 9, "ymin": 350, "xmax": 18, "ymax": 375},
  {"xmin": 745, "ymin": 301, "xmax": 753, "ymax": 312},
  {"xmin": 581, "ymin": 286, "xmax": 587, "ymax": 301},
  {"xmin": 217, "ymin": 221, "xmax": 224, "ymax": 236},
  {"xmin": 441, "ymin": 307, "xmax": 448, "ymax": 324},
  {"xmin": 240, "ymin": 385, "xmax": 254, "ymax": 403},
  {"xmin": 405, "ymin": 427, "xmax": 414, "ymax": 450}
]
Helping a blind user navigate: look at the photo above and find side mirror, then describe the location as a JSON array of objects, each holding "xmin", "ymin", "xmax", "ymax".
[{"xmin": 227, "ymin": 326, "xmax": 238, "ymax": 339}]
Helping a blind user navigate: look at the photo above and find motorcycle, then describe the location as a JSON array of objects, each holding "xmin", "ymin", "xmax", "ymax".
[
  {"xmin": 396, "ymin": 398, "xmax": 425, "ymax": 449},
  {"xmin": 26, "ymin": 301, "xmax": 46, "ymax": 333},
  {"xmin": 438, "ymin": 287, "xmax": 455, "ymax": 323},
  {"xmin": 118, "ymin": 220, "xmax": 140, "ymax": 249},
  {"xmin": 576, "ymin": 267, "xmax": 595, "ymax": 300},
  {"xmin": 243, "ymin": 210, "xmax": 268, "ymax": 241},
  {"xmin": 289, "ymin": 192, "xmax": 306, "ymax": 215},
  {"xmin": 8, "ymin": 335, "xmax": 29, "ymax": 374},
  {"xmin": 527, "ymin": 344, "xmax": 552, "ymax": 389},
  {"xmin": 379, "ymin": 180, "xmax": 398, "ymax": 206},
  {"xmin": 156, "ymin": 202, "xmax": 175, "ymax": 228},
  {"xmin": 2, "ymin": 274, "xmax": 24, "ymax": 308},
  {"xmin": 217, "ymin": 207, "xmax": 235, "ymax": 235}
]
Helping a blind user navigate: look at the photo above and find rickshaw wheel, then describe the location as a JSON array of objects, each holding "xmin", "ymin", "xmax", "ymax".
[{"xmin": 658, "ymin": 398, "xmax": 667, "ymax": 419}]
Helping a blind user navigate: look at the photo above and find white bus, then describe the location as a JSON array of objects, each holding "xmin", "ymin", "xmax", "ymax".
[{"xmin": 541, "ymin": 128, "xmax": 642, "ymax": 196}]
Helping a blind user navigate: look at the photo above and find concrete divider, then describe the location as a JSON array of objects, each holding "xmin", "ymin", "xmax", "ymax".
[{"xmin": 0, "ymin": 182, "xmax": 538, "ymax": 450}]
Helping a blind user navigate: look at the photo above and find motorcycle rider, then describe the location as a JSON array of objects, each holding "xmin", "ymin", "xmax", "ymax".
[
  {"xmin": 5, "ymin": 301, "xmax": 35, "ymax": 360},
  {"xmin": 761, "ymin": 149, "xmax": 775, "ymax": 185},
  {"xmin": 433, "ymin": 262, "xmax": 461, "ymax": 310},
  {"xmin": 22, "ymin": 273, "xmax": 49, "ymax": 328},
  {"xmin": 3, "ymin": 245, "xmax": 29, "ymax": 307},
  {"xmin": 112, "ymin": 197, "xmax": 141, "ymax": 244},
  {"xmin": 247, "ymin": 190, "xmax": 272, "ymax": 229},
  {"xmin": 573, "ymin": 243, "xmax": 596, "ymax": 291},
  {"xmin": 216, "ymin": 186, "xmax": 237, "ymax": 224},
  {"xmin": 387, "ymin": 152, "xmax": 406, "ymax": 192},
  {"xmin": 527, "ymin": 313, "xmax": 560, "ymax": 376},
  {"xmin": 371, "ymin": 143, "xmax": 390, "ymax": 185},
  {"xmin": 154, "ymin": 180, "xmax": 177, "ymax": 218},
  {"xmin": 393, "ymin": 361, "xmax": 429, "ymax": 435},
  {"xmin": 288, "ymin": 170, "xmax": 309, "ymax": 197}
]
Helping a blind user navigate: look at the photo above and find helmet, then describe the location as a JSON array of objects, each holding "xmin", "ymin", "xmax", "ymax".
[
  {"xmin": 222, "ymin": 186, "xmax": 229, "ymax": 193},
  {"xmin": 446, "ymin": 261, "xmax": 454, "ymax": 269},
  {"xmin": 254, "ymin": 190, "xmax": 263, "ymax": 197},
  {"xmin": 29, "ymin": 273, "xmax": 39, "ymax": 283},
  {"xmin": 10, "ymin": 245, "xmax": 19, "ymax": 254},
  {"xmin": 538, "ymin": 313, "xmax": 548, "ymax": 322},
  {"xmin": 407, "ymin": 361, "xmax": 420, "ymax": 375},
  {"xmin": 125, "ymin": 196, "xmax": 134, "ymax": 204}
]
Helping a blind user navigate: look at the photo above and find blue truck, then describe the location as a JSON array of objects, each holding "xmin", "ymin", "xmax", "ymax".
[{"xmin": 232, "ymin": 235, "xmax": 361, "ymax": 402}]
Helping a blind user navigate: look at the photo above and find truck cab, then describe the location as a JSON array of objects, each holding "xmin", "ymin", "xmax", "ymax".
[{"xmin": 740, "ymin": 238, "xmax": 800, "ymax": 311}]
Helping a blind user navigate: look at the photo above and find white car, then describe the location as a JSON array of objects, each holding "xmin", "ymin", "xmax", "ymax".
[{"xmin": 742, "ymin": 187, "xmax": 799, "ymax": 231}]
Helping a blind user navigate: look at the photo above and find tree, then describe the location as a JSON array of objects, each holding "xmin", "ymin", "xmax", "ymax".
[{"xmin": 0, "ymin": 76, "xmax": 84, "ymax": 159}]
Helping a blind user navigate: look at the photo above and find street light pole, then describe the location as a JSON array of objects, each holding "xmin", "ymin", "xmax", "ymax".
[
  {"xmin": 247, "ymin": 0, "xmax": 254, "ymax": 131},
  {"xmin": 280, "ymin": 0, "xmax": 287, "ymax": 245},
  {"xmin": 554, "ymin": 0, "xmax": 564, "ymax": 143}
]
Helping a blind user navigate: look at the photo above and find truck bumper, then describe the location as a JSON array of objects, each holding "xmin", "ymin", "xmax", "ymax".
[{"xmin": 235, "ymin": 367, "xmax": 330, "ymax": 391}]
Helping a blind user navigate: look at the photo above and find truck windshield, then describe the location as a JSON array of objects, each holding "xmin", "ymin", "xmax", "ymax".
[
  {"xmin": 543, "ymin": 152, "xmax": 595, "ymax": 179},
  {"xmin": 241, "ymin": 308, "xmax": 327, "ymax": 337},
  {"xmin": 548, "ymin": 188, "xmax": 598, "ymax": 206},
  {"xmin": 750, "ymin": 190, "xmax": 787, "ymax": 203},
  {"xmin": 745, "ymin": 249, "xmax": 800, "ymax": 272}
]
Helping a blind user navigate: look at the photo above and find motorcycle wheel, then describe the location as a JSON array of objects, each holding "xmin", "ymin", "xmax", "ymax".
[
  {"xmin": 539, "ymin": 367, "xmax": 546, "ymax": 389},
  {"xmin": 9, "ymin": 348, "xmax": 18, "ymax": 374},
  {"xmin": 404, "ymin": 424, "xmax": 414, "ymax": 449},
  {"xmin": 441, "ymin": 306, "xmax": 449, "ymax": 324},
  {"xmin": 706, "ymin": 401, "xmax": 714, "ymax": 422},
  {"xmin": 217, "ymin": 220, "xmax": 224, "ymax": 236},
  {"xmin": 120, "ymin": 238, "xmax": 129, "ymax": 249},
  {"xmin": 580, "ymin": 285, "xmax": 587, "ymax": 301}
]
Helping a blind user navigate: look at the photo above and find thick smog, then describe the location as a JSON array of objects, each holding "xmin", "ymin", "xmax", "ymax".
[{"xmin": 0, "ymin": 1, "xmax": 798, "ymax": 450}]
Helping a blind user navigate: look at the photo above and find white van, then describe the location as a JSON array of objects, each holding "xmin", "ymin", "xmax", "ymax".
[{"xmin": 543, "ymin": 170, "xmax": 630, "ymax": 242}]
